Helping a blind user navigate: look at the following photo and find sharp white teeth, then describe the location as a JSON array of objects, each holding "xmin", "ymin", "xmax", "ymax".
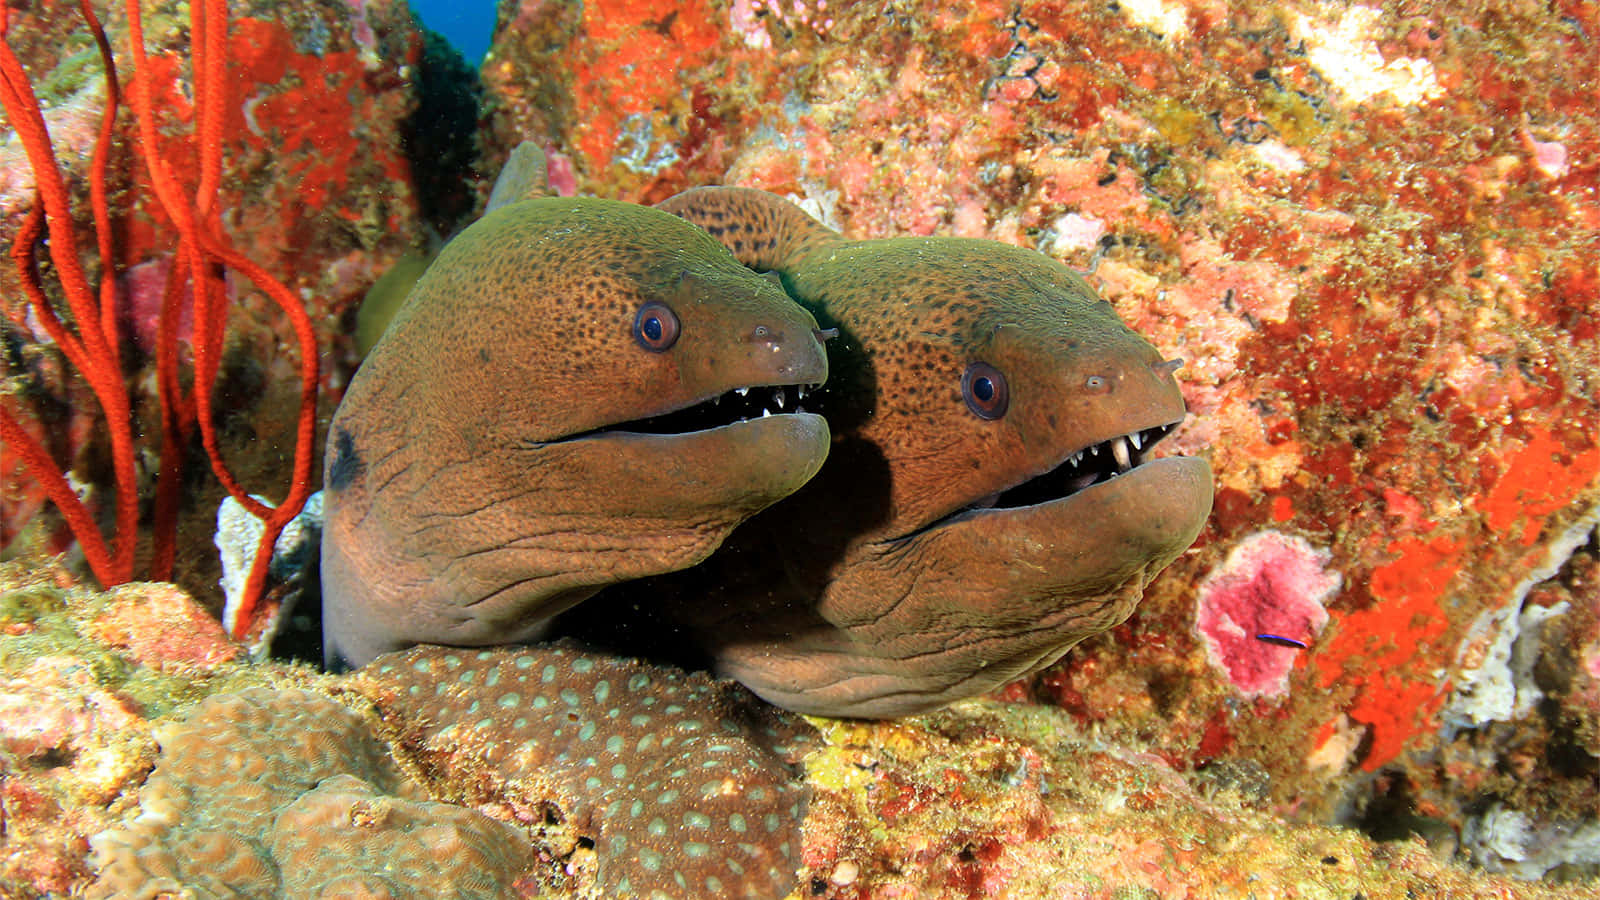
[
  {"xmin": 761, "ymin": 409, "xmax": 772, "ymax": 418},
  {"xmin": 1089, "ymin": 444, "xmax": 1100, "ymax": 455},
  {"xmin": 1111, "ymin": 436, "xmax": 1132, "ymax": 470},
  {"xmin": 775, "ymin": 392, "xmax": 785, "ymax": 409},
  {"xmin": 1129, "ymin": 431, "xmax": 1142, "ymax": 450},
  {"xmin": 737, "ymin": 387, "xmax": 749, "ymax": 397},
  {"xmin": 798, "ymin": 385, "xmax": 808, "ymax": 400}
]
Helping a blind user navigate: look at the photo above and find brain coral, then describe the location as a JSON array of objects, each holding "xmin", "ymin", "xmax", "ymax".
[
  {"xmin": 355, "ymin": 644, "xmax": 818, "ymax": 900},
  {"xmin": 87, "ymin": 687, "xmax": 535, "ymax": 898}
]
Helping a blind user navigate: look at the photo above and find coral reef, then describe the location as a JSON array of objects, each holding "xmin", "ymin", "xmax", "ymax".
[
  {"xmin": 4, "ymin": 566, "xmax": 1598, "ymax": 897},
  {"xmin": 2, "ymin": 0, "xmax": 1596, "ymax": 895},
  {"xmin": 795, "ymin": 702, "xmax": 1591, "ymax": 900},
  {"xmin": 0, "ymin": 562, "xmax": 197, "ymax": 895},
  {"xmin": 87, "ymin": 687, "xmax": 536, "ymax": 899}
]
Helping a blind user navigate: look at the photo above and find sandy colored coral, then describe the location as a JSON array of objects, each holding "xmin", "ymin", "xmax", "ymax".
[
  {"xmin": 86, "ymin": 687, "xmax": 535, "ymax": 899},
  {"xmin": 78, "ymin": 582, "xmax": 240, "ymax": 672}
]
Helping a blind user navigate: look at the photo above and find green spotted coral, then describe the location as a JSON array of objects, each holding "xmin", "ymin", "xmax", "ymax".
[{"xmin": 356, "ymin": 644, "xmax": 817, "ymax": 900}]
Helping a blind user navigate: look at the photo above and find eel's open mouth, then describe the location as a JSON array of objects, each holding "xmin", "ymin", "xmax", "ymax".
[
  {"xmin": 974, "ymin": 420, "xmax": 1183, "ymax": 511},
  {"xmin": 583, "ymin": 383, "xmax": 821, "ymax": 438}
]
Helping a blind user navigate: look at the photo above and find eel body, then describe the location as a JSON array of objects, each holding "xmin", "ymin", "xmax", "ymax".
[
  {"xmin": 320, "ymin": 186, "xmax": 831, "ymax": 668},
  {"xmin": 634, "ymin": 187, "xmax": 1214, "ymax": 717}
]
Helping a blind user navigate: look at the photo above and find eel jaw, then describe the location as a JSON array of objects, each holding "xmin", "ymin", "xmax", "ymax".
[
  {"xmin": 560, "ymin": 382, "xmax": 824, "ymax": 441},
  {"xmin": 970, "ymin": 419, "xmax": 1185, "ymax": 513}
]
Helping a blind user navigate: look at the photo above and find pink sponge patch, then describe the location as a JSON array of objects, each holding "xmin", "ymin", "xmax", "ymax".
[{"xmin": 1195, "ymin": 530, "xmax": 1341, "ymax": 698}]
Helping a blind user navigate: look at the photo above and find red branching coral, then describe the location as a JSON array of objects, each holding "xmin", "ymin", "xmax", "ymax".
[{"xmin": 0, "ymin": 0, "xmax": 319, "ymax": 638}]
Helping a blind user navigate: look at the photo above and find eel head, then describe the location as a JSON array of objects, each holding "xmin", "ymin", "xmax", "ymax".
[
  {"xmin": 321, "ymin": 198, "xmax": 830, "ymax": 668},
  {"xmin": 716, "ymin": 236, "xmax": 1213, "ymax": 716}
]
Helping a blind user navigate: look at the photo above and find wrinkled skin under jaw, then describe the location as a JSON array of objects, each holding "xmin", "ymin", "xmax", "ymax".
[
  {"xmin": 321, "ymin": 412, "xmax": 829, "ymax": 670},
  {"xmin": 715, "ymin": 455, "xmax": 1213, "ymax": 718}
]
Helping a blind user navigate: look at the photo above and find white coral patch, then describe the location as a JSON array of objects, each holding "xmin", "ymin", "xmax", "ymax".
[
  {"xmin": 216, "ymin": 491, "xmax": 324, "ymax": 640},
  {"xmin": 1043, "ymin": 212, "xmax": 1107, "ymax": 254},
  {"xmin": 1443, "ymin": 504, "xmax": 1599, "ymax": 732},
  {"xmin": 1292, "ymin": 5, "xmax": 1442, "ymax": 106},
  {"xmin": 1119, "ymin": 0, "xmax": 1190, "ymax": 41}
]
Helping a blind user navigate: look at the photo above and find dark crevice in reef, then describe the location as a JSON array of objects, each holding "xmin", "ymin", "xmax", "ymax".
[
  {"xmin": 272, "ymin": 564, "xmax": 326, "ymax": 667},
  {"xmin": 1346, "ymin": 770, "xmax": 1456, "ymax": 848},
  {"xmin": 401, "ymin": 24, "xmax": 486, "ymax": 238}
]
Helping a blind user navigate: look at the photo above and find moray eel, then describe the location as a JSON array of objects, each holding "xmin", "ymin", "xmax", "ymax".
[
  {"xmin": 638, "ymin": 187, "xmax": 1213, "ymax": 717},
  {"xmin": 320, "ymin": 162, "xmax": 831, "ymax": 669}
]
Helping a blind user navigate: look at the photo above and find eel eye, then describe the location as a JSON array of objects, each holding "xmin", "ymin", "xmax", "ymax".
[
  {"xmin": 633, "ymin": 301, "xmax": 680, "ymax": 351},
  {"xmin": 961, "ymin": 361, "xmax": 1009, "ymax": 419}
]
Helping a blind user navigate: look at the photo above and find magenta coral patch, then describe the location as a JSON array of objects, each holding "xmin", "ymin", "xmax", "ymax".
[{"xmin": 1195, "ymin": 531, "xmax": 1341, "ymax": 698}]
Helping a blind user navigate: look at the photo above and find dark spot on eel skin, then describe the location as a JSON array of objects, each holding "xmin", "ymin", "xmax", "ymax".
[{"xmin": 325, "ymin": 426, "xmax": 362, "ymax": 492}]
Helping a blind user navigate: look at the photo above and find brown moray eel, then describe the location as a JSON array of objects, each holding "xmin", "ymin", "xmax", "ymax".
[
  {"xmin": 320, "ymin": 179, "xmax": 831, "ymax": 669},
  {"xmin": 624, "ymin": 186, "xmax": 1214, "ymax": 718}
]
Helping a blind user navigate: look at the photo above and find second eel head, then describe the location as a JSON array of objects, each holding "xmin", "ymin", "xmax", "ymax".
[
  {"xmin": 659, "ymin": 188, "xmax": 1213, "ymax": 717},
  {"xmin": 319, "ymin": 196, "xmax": 830, "ymax": 669}
]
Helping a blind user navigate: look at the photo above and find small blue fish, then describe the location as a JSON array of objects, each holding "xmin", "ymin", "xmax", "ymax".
[{"xmin": 1256, "ymin": 633, "xmax": 1308, "ymax": 649}]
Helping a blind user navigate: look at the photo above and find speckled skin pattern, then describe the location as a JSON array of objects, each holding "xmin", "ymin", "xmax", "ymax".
[
  {"xmin": 358, "ymin": 644, "xmax": 816, "ymax": 900},
  {"xmin": 321, "ymin": 197, "xmax": 830, "ymax": 668},
  {"xmin": 646, "ymin": 187, "xmax": 1213, "ymax": 717}
]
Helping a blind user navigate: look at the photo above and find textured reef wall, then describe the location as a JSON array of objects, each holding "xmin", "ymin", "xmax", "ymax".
[
  {"xmin": 481, "ymin": 0, "xmax": 1600, "ymax": 876},
  {"xmin": 2, "ymin": 0, "xmax": 1597, "ymax": 896}
]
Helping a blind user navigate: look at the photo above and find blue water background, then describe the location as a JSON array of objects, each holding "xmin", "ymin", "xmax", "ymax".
[{"xmin": 409, "ymin": 0, "xmax": 497, "ymax": 65}]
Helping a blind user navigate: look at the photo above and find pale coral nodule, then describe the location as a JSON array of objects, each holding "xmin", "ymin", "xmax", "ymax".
[{"xmin": 1194, "ymin": 530, "xmax": 1342, "ymax": 699}]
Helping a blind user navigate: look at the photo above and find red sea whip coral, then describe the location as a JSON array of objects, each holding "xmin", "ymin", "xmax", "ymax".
[
  {"xmin": 0, "ymin": 0, "xmax": 319, "ymax": 638},
  {"xmin": 1195, "ymin": 530, "xmax": 1341, "ymax": 698}
]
